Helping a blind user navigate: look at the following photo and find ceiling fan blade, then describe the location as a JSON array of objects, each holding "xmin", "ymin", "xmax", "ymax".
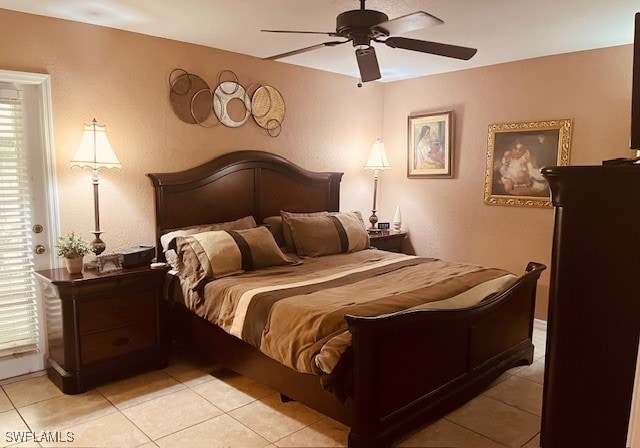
[
  {"xmin": 356, "ymin": 46, "xmax": 381, "ymax": 82},
  {"xmin": 374, "ymin": 11, "xmax": 443, "ymax": 36},
  {"xmin": 262, "ymin": 29, "xmax": 338, "ymax": 37},
  {"xmin": 264, "ymin": 40, "xmax": 349, "ymax": 60},
  {"xmin": 385, "ymin": 36, "xmax": 477, "ymax": 60}
]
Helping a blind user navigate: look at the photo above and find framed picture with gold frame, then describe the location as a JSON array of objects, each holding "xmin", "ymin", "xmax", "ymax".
[
  {"xmin": 484, "ymin": 119, "xmax": 572, "ymax": 208},
  {"xmin": 407, "ymin": 111, "xmax": 453, "ymax": 178}
]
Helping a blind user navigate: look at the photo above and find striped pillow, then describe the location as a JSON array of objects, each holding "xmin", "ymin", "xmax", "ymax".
[
  {"xmin": 284, "ymin": 211, "xmax": 370, "ymax": 257},
  {"xmin": 176, "ymin": 226, "xmax": 295, "ymax": 290}
]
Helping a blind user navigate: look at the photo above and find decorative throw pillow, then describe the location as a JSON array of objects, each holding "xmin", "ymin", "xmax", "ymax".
[
  {"xmin": 285, "ymin": 211, "xmax": 370, "ymax": 257},
  {"xmin": 280, "ymin": 210, "xmax": 330, "ymax": 253},
  {"xmin": 176, "ymin": 226, "xmax": 295, "ymax": 290},
  {"xmin": 161, "ymin": 215, "xmax": 257, "ymax": 267}
]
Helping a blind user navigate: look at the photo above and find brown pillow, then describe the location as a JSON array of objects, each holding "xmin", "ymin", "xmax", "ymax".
[
  {"xmin": 280, "ymin": 211, "xmax": 329, "ymax": 253},
  {"xmin": 263, "ymin": 216, "xmax": 286, "ymax": 249},
  {"xmin": 176, "ymin": 226, "xmax": 295, "ymax": 290},
  {"xmin": 285, "ymin": 211, "xmax": 370, "ymax": 257}
]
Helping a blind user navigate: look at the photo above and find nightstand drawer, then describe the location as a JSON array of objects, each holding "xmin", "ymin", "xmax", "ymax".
[
  {"xmin": 369, "ymin": 232, "xmax": 407, "ymax": 253},
  {"xmin": 80, "ymin": 320, "xmax": 157, "ymax": 364},
  {"xmin": 78, "ymin": 292, "xmax": 156, "ymax": 334},
  {"xmin": 371, "ymin": 238, "xmax": 400, "ymax": 252}
]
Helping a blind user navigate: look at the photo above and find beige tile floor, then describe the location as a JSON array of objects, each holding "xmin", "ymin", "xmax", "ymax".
[{"xmin": 0, "ymin": 325, "xmax": 547, "ymax": 448}]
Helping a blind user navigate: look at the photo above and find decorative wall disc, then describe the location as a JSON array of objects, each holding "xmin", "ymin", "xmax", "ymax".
[
  {"xmin": 251, "ymin": 85, "xmax": 285, "ymax": 130},
  {"xmin": 169, "ymin": 71, "xmax": 211, "ymax": 124},
  {"xmin": 213, "ymin": 81, "xmax": 252, "ymax": 128},
  {"xmin": 190, "ymin": 88, "xmax": 220, "ymax": 128}
]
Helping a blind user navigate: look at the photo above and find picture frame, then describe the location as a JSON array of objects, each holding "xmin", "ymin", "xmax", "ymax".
[
  {"xmin": 484, "ymin": 119, "xmax": 572, "ymax": 208},
  {"xmin": 407, "ymin": 111, "xmax": 453, "ymax": 178},
  {"xmin": 97, "ymin": 253, "xmax": 124, "ymax": 274}
]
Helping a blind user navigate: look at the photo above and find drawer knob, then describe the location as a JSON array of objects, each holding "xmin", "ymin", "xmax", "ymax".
[
  {"xmin": 111, "ymin": 307, "xmax": 127, "ymax": 314},
  {"xmin": 112, "ymin": 337, "xmax": 130, "ymax": 347}
]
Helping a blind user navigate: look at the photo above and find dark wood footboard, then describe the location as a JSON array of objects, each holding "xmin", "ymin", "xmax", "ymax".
[{"xmin": 345, "ymin": 262, "xmax": 545, "ymax": 448}]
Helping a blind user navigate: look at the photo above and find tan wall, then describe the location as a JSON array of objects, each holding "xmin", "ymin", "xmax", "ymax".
[
  {"xmin": 380, "ymin": 45, "xmax": 634, "ymax": 319},
  {"xmin": 0, "ymin": 8, "xmax": 383, "ymax": 255},
  {"xmin": 1, "ymin": 9, "xmax": 635, "ymax": 320}
]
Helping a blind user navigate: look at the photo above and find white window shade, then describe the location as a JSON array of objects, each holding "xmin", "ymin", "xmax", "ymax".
[{"xmin": 0, "ymin": 91, "xmax": 39, "ymax": 358}]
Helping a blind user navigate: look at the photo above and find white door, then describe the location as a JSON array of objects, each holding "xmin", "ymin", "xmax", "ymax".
[{"xmin": 0, "ymin": 70, "xmax": 58, "ymax": 380}]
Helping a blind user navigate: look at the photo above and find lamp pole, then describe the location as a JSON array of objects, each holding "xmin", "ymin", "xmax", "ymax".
[
  {"xmin": 90, "ymin": 168, "xmax": 105, "ymax": 255},
  {"xmin": 369, "ymin": 169, "xmax": 379, "ymax": 228}
]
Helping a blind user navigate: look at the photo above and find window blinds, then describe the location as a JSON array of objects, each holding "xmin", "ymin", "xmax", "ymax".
[{"xmin": 0, "ymin": 88, "xmax": 39, "ymax": 358}]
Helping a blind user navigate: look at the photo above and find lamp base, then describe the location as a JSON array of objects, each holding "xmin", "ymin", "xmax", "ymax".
[
  {"xmin": 90, "ymin": 231, "xmax": 106, "ymax": 256},
  {"xmin": 369, "ymin": 210, "xmax": 378, "ymax": 229}
]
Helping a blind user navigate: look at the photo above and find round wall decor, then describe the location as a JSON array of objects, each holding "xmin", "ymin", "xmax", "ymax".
[
  {"xmin": 169, "ymin": 70, "xmax": 211, "ymax": 124},
  {"xmin": 251, "ymin": 85, "xmax": 285, "ymax": 129},
  {"xmin": 168, "ymin": 68, "xmax": 286, "ymax": 137},
  {"xmin": 213, "ymin": 81, "xmax": 252, "ymax": 128}
]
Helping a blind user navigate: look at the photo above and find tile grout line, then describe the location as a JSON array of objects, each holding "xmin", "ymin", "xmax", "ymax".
[
  {"xmin": 97, "ymin": 386, "xmax": 156, "ymax": 447},
  {"xmin": 481, "ymin": 394, "xmax": 542, "ymax": 419},
  {"xmin": 220, "ymin": 410, "xmax": 277, "ymax": 447},
  {"xmin": 0, "ymin": 384, "xmax": 34, "ymax": 438},
  {"xmin": 521, "ymin": 431, "xmax": 541, "ymax": 448},
  {"xmin": 441, "ymin": 417, "xmax": 511, "ymax": 448},
  {"xmin": 14, "ymin": 392, "xmax": 121, "ymax": 436}
]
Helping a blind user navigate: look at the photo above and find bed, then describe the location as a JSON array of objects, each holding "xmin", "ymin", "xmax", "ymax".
[{"xmin": 147, "ymin": 150, "xmax": 545, "ymax": 448}]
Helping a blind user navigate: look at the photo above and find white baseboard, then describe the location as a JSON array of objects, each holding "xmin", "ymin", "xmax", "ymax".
[{"xmin": 534, "ymin": 318, "xmax": 547, "ymax": 332}]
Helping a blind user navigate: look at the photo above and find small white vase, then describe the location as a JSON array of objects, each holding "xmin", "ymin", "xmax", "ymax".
[
  {"xmin": 64, "ymin": 256, "xmax": 84, "ymax": 274},
  {"xmin": 393, "ymin": 206, "xmax": 402, "ymax": 231}
]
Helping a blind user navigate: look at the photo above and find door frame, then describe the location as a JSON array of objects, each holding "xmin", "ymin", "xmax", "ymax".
[
  {"xmin": 0, "ymin": 69, "xmax": 59, "ymax": 377},
  {"xmin": 0, "ymin": 69, "xmax": 59, "ymax": 268}
]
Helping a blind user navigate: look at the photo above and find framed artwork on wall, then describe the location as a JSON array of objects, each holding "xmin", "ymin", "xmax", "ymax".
[
  {"xmin": 407, "ymin": 111, "xmax": 453, "ymax": 178},
  {"xmin": 484, "ymin": 119, "xmax": 572, "ymax": 208}
]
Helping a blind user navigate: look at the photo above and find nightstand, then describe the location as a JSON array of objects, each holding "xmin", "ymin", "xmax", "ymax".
[
  {"xmin": 368, "ymin": 231, "xmax": 407, "ymax": 253},
  {"xmin": 35, "ymin": 265, "xmax": 169, "ymax": 394}
]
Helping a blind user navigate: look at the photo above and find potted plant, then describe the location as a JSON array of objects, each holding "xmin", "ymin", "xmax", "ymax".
[{"xmin": 57, "ymin": 232, "xmax": 92, "ymax": 274}]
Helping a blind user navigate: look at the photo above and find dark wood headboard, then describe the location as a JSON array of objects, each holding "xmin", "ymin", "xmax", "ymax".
[{"xmin": 147, "ymin": 150, "xmax": 343, "ymax": 260}]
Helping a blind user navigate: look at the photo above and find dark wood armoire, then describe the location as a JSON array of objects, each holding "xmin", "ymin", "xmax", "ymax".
[{"xmin": 540, "ymin": 163, "xmax": 640, "ymax": 448}]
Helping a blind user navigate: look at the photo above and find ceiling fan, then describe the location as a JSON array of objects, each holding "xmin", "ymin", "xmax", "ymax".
[{"xmin": 262, "ymin": 0, "xmax": 478, "ymax": 83}]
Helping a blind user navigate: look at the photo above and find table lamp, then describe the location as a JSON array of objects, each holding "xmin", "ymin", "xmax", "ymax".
[
  {"xmin": 69, "ymin": 119, "xmax": 121, "ymax": 255},
  {"xmin": 364, "ymin": 139, "xmax": 391, "ymax": 229}
]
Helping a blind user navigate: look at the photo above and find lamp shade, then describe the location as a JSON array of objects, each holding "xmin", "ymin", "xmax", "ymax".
[
  {"xmin": 70, "ymin": 119, "xmax": 121, "ymax": 170},
  {"xmin": 364, "ymin": 139, "xmax": 391, "ymax": 171}
]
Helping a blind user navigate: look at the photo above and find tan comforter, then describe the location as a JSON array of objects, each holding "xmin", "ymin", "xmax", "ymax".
[{"xmin": 183, "ymin": 250, "xmax": 517, "ymax": 376}]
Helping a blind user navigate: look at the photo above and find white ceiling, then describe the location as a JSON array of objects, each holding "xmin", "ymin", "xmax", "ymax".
[{"xmin": 1, "ymin": 0, "xmax": 638, "ymax": 82}]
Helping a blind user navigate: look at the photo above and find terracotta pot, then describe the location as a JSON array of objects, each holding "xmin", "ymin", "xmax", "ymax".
[{"xmin": 64, "ymin": 256, "xmax": 84, "ymax": 274}]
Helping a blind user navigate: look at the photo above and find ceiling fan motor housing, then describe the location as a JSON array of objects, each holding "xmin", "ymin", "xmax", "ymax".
[{"xmin": 337, "ymin": 9, "xmax": 389, "ymax": 46}]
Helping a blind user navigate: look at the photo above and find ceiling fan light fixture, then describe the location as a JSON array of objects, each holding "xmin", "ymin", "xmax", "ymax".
[{"xmin": 356, "ymin": 46, "xmax": 381, "ymax": 82}]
